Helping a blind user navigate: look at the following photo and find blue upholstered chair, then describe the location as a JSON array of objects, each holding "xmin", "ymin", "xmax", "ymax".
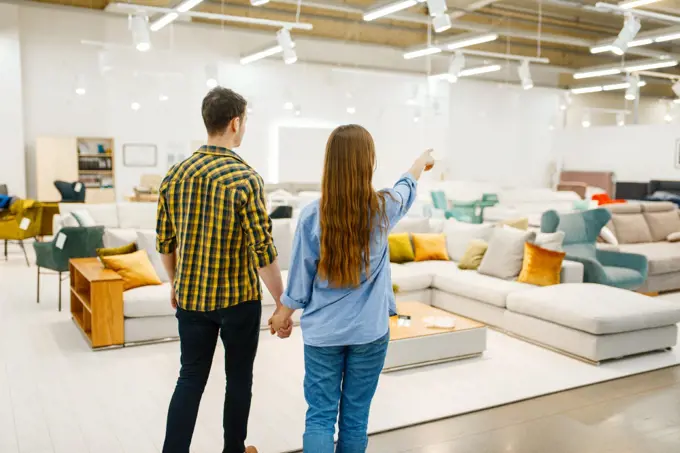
[{"xmin": 541, "ymin": 209, "xmax": 648, "ymax": 290}]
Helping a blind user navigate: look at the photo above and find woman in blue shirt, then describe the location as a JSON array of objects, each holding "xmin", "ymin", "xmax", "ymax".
[{"xmin": 271, "ymin": 124, "xmax": 434, "ymax": 453}]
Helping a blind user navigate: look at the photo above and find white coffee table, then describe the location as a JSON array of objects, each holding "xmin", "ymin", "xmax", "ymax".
[{"xmin": 383, "ymin": 301, "xmax": 487, "ymax": 372}]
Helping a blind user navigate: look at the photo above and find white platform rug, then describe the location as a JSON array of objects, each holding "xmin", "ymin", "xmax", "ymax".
[{"xmin": 1, "ymin": 252, "xmax": 679, "ymax": 453}]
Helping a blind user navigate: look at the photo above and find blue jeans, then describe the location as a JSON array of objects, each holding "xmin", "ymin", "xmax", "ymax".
[{"xmin": 303, "ymin": 332, "xmax": 389, "ymax": 453}]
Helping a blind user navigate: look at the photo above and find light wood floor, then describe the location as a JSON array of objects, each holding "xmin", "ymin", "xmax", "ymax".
[{"xmin": 362, "ymin": 366, "xmax": 680, "ymax": 453}]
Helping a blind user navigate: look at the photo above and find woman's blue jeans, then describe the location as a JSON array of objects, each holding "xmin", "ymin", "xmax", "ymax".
[{"xmin": 302, "ymin": 332, "xmax": 389, "ymax": 453}]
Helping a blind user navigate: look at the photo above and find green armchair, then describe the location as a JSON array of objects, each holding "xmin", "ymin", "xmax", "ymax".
[
  {"xmin": 33, "ymin": 226, "xmax": 105, "ymax": 311},
  {"xmin": 0, "ymin": 199, "xmax": 43, "ymax": 266},
  {"xmin": 431, "ymin": 191, "xmax": 499, "ymax": 224},
  {"xmin": 541, "ymin": 209, "xmax": 648, "ymax": 290}
]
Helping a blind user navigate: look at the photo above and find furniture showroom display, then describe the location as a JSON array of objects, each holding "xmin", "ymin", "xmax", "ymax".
[
  {"xmin": 541, "ymin": 208, "xmax": 648, "ymax": 290},
  {"xmin": 384, "ymin": 301, "xmax": 487, "ymax": 372},
  {"xmin": 603, "ymin": 202, "xmax": 680, "ymax": 293},
  {"xmin": 35, "ymin": 136, "xmax": 116, "ymax": 203}
]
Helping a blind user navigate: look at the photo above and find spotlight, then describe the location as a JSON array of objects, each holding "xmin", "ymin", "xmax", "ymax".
[
  {"xmin": 665, "ymin": 113, "xmax": 673, "ymax": 122},
  {"xmin": 284, "ymin": 101, "xmax": 294, "ymax": 110},
  {"xmin": 432, "ymin": 14, "xmax": 451, "ymax": 33},
  {"xmin": 518, "ymin": 60, "xmax": 533, "ymax": 90},
  {"xmin": 611, "ymin": 14, "xmax": 641, "ymax": 55},
  {"xmin": 131, "ymin": 102, "xmax": 141, "ymax": 111},
  {"xmin": 346, "ymin": 106, "xmax": 356, "ymax": 114},
  {"xmin": 75, "ymin": 75, "xmax": 86, "ymax": 96},
  {"xmin": 559, "ymin": 104, "xmax": 567, "ymax": 111},
  {"xmin": 131, "ymin": 15, "xmax": 152, "ymax": 52},
  {"xmin": 205, "ymin": 65, "xmax": 218, "ymax": 88},
  {"xmin": 582, "ymin": 112, "xmax": 591, "ymax": 128},
  {"xmin": 276, "ymin": 28, "xmax": 297, "ymax": 64},
  {"xmin": 294, "ymin": 106, "xmax": 301, "ymax": 116},
  {"xmin": 159, "ymin": 94, "xmax": 169, "ymax": 101},
  {"xmin": 448, "ymin": 52, "xmax": 466, "ymax": 83},
  {"xmin": 625, "ymin": 74, "xmax": 639, "ymax": 100},
  {"xmin": 206, "ymin": 78, "xmax": 218, "ymax": 88}
]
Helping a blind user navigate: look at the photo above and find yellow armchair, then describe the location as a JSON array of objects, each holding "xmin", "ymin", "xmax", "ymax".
[{"xmin": 0, "ymin": 199, "xmax": 43, "ymax": 266}]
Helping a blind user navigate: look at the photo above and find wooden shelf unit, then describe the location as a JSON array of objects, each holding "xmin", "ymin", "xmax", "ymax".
[
  {"xmin": 36, "ymin": 136, "xmax": 116, "ymax": 202},
  {"xmin": 69, "ymin": 258, "xmax": 124, "ymax": 348}
]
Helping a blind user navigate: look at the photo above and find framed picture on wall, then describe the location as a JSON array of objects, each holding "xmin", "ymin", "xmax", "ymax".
[{"xmin": 123, "ymin": 143, "xmax": 157, "ymax": 167}]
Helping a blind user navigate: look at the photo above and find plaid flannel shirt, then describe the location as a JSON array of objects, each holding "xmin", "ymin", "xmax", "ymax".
[{"xmin": 156, "ymin": 145, "xmax": 277, "ymax": 312}]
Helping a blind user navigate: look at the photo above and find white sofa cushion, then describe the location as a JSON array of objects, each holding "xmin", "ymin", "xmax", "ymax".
[
  {"xmin": 442, "ymin": 221, "xmax": 494, "ymax": 261},
  {"xmin": 432, "ymin": 269, "xmax": 533, "ymax": 308},
  {"xmin": 58, "ymin": 203, "xmax": 119, "ymax": 228},
  {"xmin": 390, "ymin": 263, "xmax": 433, "ymax": 292},
  {"xmin": 272, "ymin": 219, "xmax": 293, "ymax": 271},
  {"xmin": 71, "ymin": 209, "xmax": 97, "ymax": 227},
  {"xmin": 506, "ymin": 283, "xmax": 680, "ymax": 335},
  {"xmin": 124, "ymin": 282, "xmax": 175, "ymax": 318},
  {"xmin": 103, "ymin": 228, "xmax": 138, "ymax": 248},
  {"xmin": 136, "ymin": 230, "xmax": 170, "ymax": 282},
  {"xmin": 391, "ymin": 218, "xmax": 430, "ymax": 234},
  {"xmin": 478, "ymin": 226, "xmax": 536, "ymax": 280},
  {"xmin": 117, "ymin": 202, "xmax": 158, "ymax": 229}
]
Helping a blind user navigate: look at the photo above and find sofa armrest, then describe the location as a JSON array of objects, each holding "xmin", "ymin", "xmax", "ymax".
[
  {"xmin": 564, "ymin": 254, "xmax": 608, "ymax": 284},
  {"xmin": 596, "ymin": 249, "xmax": 648, "ymax": 278},
  {"xmin": 560, "ymin": 260, "xmax": 584, "ymax": 284}
]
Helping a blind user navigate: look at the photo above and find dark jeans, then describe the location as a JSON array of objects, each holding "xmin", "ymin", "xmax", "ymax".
[{"xmin": 163, "ymin": 301, "xmax": 262, "ymax": 453}]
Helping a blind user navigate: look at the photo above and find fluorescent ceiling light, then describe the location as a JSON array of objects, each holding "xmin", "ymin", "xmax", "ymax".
[
  {"xmin": 628, "ymin": 38, "xmax": 653, "ymax": 47},
  {"xmin": 447, "ymin": 33, "xmax": 498, "ymax": 50},
  {"xmin": 403, "ymin": 46, "xmax": 441, "ymax": 60},
  {"xmin": 625, "ymin": 60, "xmax": 678, "ymax": 72},
  {"xmin": 574, "ymin": 68, "xmax": 622, "ymax": 79},
  {"xmin": 655, "ymin": 33, "xmax": 680, "ymax": 43},
  {"xmin": 364, "ymin": 0, "xmax": 418, "ymax": 21},
  {"xmin": 150, "ymin": 12, "xmax": 178, "ymax": 31},
  {"xmin": 603, "ymin": 80, "xmax": 646, "ymax": 91},
  {"xmin": 176, "ymin": 0, "xmax": 204, "ymax": 13},
  {"xmin": 590, "ymin": 45, "xmax": 617, "ymax": 54},
  {"xmin": 251, "ymin": 0, "xmax": 270, "ymax": 5},
  {"xmin": 240, "ymin": 45, "xmax": 283, "ymax": 65},
  {"xmin": 619, "ymin": 0, "xmax": 661, "ymax": 9},
  {"xmin": 518, "ymin": 60, "xmax": 533, "ymax": 90},
  {"xmin": 571, "ymin": 86, "xmax": 603, "ymax": 94},
  {"xmin": 459, "ymin": 64, "xmax": 501, "ymax": 77}
]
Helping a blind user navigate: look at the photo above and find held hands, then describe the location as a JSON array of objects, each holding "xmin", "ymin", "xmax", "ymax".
[{"xmin": 269, "ymin": 307, "xmax": 294, "ymax": 339}]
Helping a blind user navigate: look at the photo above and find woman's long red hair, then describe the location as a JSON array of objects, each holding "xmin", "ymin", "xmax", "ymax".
[{"xmin": 318, "ymin": 124, "xmax": 390, "ymax": 288}]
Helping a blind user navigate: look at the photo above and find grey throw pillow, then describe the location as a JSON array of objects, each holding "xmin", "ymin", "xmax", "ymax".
[{"xmin": 478, "ymin": 226, "xmax": 536, "ymax": 280}]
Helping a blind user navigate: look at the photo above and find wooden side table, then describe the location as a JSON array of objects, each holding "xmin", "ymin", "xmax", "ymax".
[{"xmin": 69, "ymin": 257, "xmax": 124, "ymax": 348}]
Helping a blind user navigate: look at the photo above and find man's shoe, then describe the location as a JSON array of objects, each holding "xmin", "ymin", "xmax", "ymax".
[{"xmin": 245, "ymin": 447, "xmax": 258, "ymax": 453}]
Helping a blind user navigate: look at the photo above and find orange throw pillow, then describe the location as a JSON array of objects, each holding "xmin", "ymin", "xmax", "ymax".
[
  {"xmin": 412, "ymin": 233, "xmax": 449, "ymax": 262},
  {"xmin": 100, "ymin": 250, "xmax": 162, "ymax": 291},
  {"xmin": 518, "ymin": 242, "xmax": 566, "ymax": 286}
]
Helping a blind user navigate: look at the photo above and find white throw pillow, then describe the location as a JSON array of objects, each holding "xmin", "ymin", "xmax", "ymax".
[
  {"xmin": 62, "ymin": 213, "xmax": 80, "ymax": 228},
  {"xmin": 442, "ymin": 220, "xmax": 495, "ymax": 262},
  {"xmin": 136, "ymin": 230, "xmax": 170, "ymax": 283},
  {"xmin": 600, "ymin": 226, "xmax": 618, "ymax": 245},
  {"xmin": 534, "ymin": 231, "xmax": 565, "ymax": 252},
  {"xmin": 667, "ymin": 232, "xmax": 680, "ymax": 243},
  {"xmin": 71, "ymin": 209, "xmax": 97, "ymax": 227},
  {"xmin": 478, "ymin": 227, "xmax": 536, "ymax": 280}
]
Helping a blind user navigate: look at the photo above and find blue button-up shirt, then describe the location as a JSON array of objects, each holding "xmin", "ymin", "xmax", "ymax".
[{"xmin": 281, "ymin": 174, "xmax": 417, "ymax": 347}]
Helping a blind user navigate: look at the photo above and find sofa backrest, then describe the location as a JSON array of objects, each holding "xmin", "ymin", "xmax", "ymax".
[
  {"xmin": 58, "ymin": 202, "xmax": 120, "ymax": 228},
  {"xmin": 605, "ymin": 202, "xmax": 680, "ymax": 244},
  {"xmin": 117, "ymin": 202, "xmax": 158, "ymax": 229}
]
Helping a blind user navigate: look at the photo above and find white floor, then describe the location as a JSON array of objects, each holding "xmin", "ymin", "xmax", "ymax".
[{"xmin": 2, "ymin": 246, "xmax": 680, "ymax": 453}]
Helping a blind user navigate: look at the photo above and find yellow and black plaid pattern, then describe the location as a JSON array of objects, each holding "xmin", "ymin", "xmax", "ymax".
[{"xmin": 156, "ymin": 145, "xmax": 277, "ymax": 312}]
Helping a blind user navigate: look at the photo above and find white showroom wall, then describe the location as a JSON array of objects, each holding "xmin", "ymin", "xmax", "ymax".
[
  {"xmin": 565, "ymin": 92, "xmax": 679, "ymax": 128},
  {"xmin": 553, "ymin": 124, "xmax": 680, "ymax": 182},
  {"xmin": 0, "ymin": 3, "xmax": 26, "ymax": 197},
  {"xmin": 17, "ymin": 2, "xmax": 568, "ymax": 201}
]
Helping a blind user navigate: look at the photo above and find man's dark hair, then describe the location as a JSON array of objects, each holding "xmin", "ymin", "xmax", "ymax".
[{"xmin": 201, "ymin": 87, "xmax": 247, "ymax": 136}]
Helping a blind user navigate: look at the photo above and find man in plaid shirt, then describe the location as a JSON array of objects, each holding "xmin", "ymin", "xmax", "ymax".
[{"xmin": 157, "ymin": 87, "xmax": 291, "ymax": 453}]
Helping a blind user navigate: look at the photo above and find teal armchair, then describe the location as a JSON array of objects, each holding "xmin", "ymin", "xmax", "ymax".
[
  {"xmin": 541, "ymin": 209, "xmax": 647, "ymax": 290},
  {"xmin": 33, "ymin": 226, "xmax": 105, "ymax": 311}
]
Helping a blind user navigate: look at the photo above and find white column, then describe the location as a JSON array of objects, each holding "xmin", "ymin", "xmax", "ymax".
[{"xmin": 0, "ymin": 4, "xmax": 26, "ymax": 197}]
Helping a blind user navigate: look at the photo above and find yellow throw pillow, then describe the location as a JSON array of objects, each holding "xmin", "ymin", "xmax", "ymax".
[
  {"xmin": 412, "ymin": 233, "xmax": 449, "ymax": 262},
  {"xmin": 518, "ymin": 242, "xmax": 566, "ymax": 286},
  {"xmin": 388, "ymin": 233, "xmax": 415, "ymax": 263},
  {"xmin": 499, "ymin": 217, "xmax": 529, "ymax": 231},
  {"xmin": 457, "ymin": 239, "xmax": 488, "ymax": 270},
  {"xmin": 100, "ymin": 250, "xmax": 162, "ymax": 291},
  {"xmin": 96, "ymin": 242, "xmax": 137, "ymax": 258}
]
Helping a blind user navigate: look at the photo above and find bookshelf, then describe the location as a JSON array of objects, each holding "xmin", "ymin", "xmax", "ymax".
[{"xmin": 36, "ymin": 136, "xmax": 116, "ymax": 202}]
